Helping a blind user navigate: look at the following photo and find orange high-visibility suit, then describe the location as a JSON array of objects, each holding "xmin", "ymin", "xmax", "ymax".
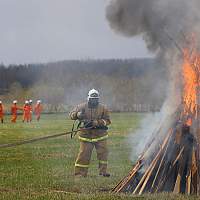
[
  {"xmin": 11, "ymin": 104, "xmax": 18, "ymax": 123},
  {"xmin": 34, "ymin": 104, "xmax": 42, "ymax": 121},
  {"xmin": 29, "ymin": 104, "xmax": 33, "ymax": 122},
  {"xmin": 23, "ymin": 104, "xmax": 31, "ymax": 122},
  {"xmin": 0, "ymin": 104, "xmax": 4, "ymax": 123}
]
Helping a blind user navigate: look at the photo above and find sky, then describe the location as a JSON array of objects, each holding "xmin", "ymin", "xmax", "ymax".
[{"xmin": 0, "ymin": 0, "xmax": 151, "ymax": 65}]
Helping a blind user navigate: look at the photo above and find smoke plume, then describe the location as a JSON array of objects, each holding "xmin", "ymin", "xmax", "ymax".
[
  {"xmin": 106, "ymin": 0, "xmax": 200, "ymax": 53},
  {"xmin": 106, "ymin": 0, "xmax": 200, "ymax": 161}
]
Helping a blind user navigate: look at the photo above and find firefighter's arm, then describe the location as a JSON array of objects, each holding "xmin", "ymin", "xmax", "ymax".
[
  {"xmin": 69, "ymin": 105, "xmax": 85, "ymax": 120},
  {"xmin": 93, "ymin": 107, "xmax": 111, "ymax": 127},
  {"xmin": 69, "ymin": 107, "xmax": 78, "ymax": 120},
  {"xmin": 100, "ymin": 107, "xmax": 111, "ymax": 126}
]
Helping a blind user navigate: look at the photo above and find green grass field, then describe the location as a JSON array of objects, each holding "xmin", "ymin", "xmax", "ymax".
[{"xmin": 0, "ymin": 113, "xmax": 199, "ymax": 200}]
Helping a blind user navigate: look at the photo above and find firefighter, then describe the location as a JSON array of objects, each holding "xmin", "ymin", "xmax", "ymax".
[
  {"xmin": 0, "ymin": 101, "xmax": 4, "ymax": 123},
  {"xmin": 69, "ymin": 89, "xmax": 111, "ymax": 177},
  {"xmin": 23, "ymin": 100, "xmax": 30, "ymax": 122},
  {"xmin": 34, "ymin": 100, "xmax": 42, "ymax": 121},
  {"xmin": 11, "ymin": 100, "xmax": 19, "ymax": 123},
  {"xmin": 29, "ymin": 99, "xmax": 33, "ymax": 122}
]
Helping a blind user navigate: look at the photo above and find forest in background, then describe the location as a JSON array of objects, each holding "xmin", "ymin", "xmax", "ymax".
[{"xmin": 0, "ymin": 58, "xmax": 167, "ymax": 112}]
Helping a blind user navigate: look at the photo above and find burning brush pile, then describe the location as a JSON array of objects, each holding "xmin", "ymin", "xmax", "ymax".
[
  {"xmin": 106, "ymin": 0, "xmax": 200, "ymax": 195},
  {"xmin": 112, "ymin": 42, "xmax": 200, "ymax": 194}
]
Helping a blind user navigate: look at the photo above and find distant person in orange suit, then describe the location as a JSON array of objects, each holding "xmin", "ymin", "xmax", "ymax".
[
  {"xmin": 23, "ymin": 100, "xmax": 31, "ymax": 123},
  {"xmin": 34, "ymin": 100, "xmax": 42, "ymax": 121},
  {"xmin": 11, "ymin": 100, "xmax": 19, "ymax": 123},
  {"xmin": 29, "ymin": 99, "xmax": 33, "ymax": 122},
  {"xmin": 0, "ymin": 101, "xmax": 4, "ymax": 123}
]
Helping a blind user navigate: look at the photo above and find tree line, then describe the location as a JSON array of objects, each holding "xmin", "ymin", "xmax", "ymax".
[{"xmin": 0, "ymin": 58, "xmax": 167, "ymax": 112}]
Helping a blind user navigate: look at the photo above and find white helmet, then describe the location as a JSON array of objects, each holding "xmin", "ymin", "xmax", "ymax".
[
  {"xmin": 0, "ymin": 101, "xmax": 2, "ymax": 104},
  {"xmin": 87, "ymin": 89, "xmax": 99, "ymax": 101},
  {"xmin": 37, "ymin": 100, "xmax": 41, "ymax": 104},
  {"xmin": 13, "ymin": 100, "xmax": 17, "ymax": 104},
  {"xmin": 25, "ymin": 100, "xmax": 29, "ymax": 104},
  {"xmin": 29, "ymin": 99, "xmax": 33, "ymax": 103}
]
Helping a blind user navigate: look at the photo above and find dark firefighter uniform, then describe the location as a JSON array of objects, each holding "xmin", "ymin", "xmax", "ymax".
[{"xmin": 69, "ymin": 90, "xmax": 111, "ymax": 177}]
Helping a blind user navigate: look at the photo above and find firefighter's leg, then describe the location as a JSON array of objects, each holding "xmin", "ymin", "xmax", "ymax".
[
  {"xmin": 11, "ymin": 115, "xmax": 17, "ymax": 123},
  {"xmin": 25, "ymin": 114, "xmax": 29, "ymax": 122},
  {"xmin": 22, "ymin": 114, "xmax": 25, "ymax": 122},
  {"xmin": 75, "ymin": 141, "xmax": 94, "ymax": 177},
  {"xmin": 95, "ymin": 139, "xmax": 109, "ymax": 175},
  {"xmin": 37, "ymin": 114, "xmax": 40, "ymax": 121},
  {"xmin": 27, "ymin": 114, "xmax": 30, "ymax": 122},
  {"xmin": 0, "ymin": 116, "xmax": 3, "ymax": 123}
]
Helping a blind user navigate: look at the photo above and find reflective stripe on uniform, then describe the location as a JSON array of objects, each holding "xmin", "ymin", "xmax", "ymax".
[
  {"xmin": 78, "ymin": 135, "xmax": 108, "ymax": 143},
  {"xmin": 99, "ymin": 160, "xmax": 108, "ymax": 165},
  {"xmin": 75, "ymin": 163, "xmax": 89, "ymax": 168}
]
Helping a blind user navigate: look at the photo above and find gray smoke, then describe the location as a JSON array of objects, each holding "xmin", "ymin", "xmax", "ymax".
[
  {"xmin": 106, "ymin": 0, "xmax": 200, "ymax": 162},
  {"xmin": 106, "ymin": 0, "xmax": 200, "ymax": 53}
]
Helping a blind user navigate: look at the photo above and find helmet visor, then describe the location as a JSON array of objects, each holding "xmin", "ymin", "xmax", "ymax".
[{"xmin": 89, "ymin": 93, "xmax": 99, "ymax": 98}]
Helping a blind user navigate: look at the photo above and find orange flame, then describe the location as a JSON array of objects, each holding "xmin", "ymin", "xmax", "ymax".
[{"xmin": 182, "ymin": 43, "xmax": 200, "ymax": 126}]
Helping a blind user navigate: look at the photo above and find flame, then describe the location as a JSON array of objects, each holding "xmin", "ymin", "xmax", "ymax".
[{"xmin": 182, "ymin": 43, "xmax": 200, "ymax": 126}]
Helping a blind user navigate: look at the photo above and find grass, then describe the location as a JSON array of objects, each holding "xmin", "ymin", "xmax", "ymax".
[
  {"xmin": 0, "ymin": 112, "xmax": 141, "ymax": 199},
  {"xmin": 0, "ymin": 113, "xmax": 199, "ymax": 200}
]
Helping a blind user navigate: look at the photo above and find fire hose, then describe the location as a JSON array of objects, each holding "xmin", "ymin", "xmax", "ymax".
[
  {"xmin": 0, "ymin": 128, "xmax": 87, "ymax": 149},
  {"xmin": 0, "ymin": 119, "xmax": 108, "ymax": 149}
]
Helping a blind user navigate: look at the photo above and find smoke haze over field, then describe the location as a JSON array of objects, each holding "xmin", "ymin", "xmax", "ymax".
[{"xmin": 0, "ymin": 59, "xmax": 166, "ymax": 112}]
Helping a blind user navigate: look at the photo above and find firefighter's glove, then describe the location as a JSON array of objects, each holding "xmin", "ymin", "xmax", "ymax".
[
  {"xmin": 83, "ymin": 120, "xmax": 107, "ymax": 129},
  {"xmin": 92, "ymin": 120, "xmax": 107, "ymax": 128},
  {"xmin": 94, "ymin": 119, "xmax": 108, "ymax": 129},
  {"xmin": 83, "ymin": 120, "xmax": 93, "ymax": 128},
  {"xmin": 92, "ymin": 120, "xmax": 99, "ymax": 127},
  {"xmin": 97, "ymin": 119, "xmax": 107, "ymax": 126}
]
